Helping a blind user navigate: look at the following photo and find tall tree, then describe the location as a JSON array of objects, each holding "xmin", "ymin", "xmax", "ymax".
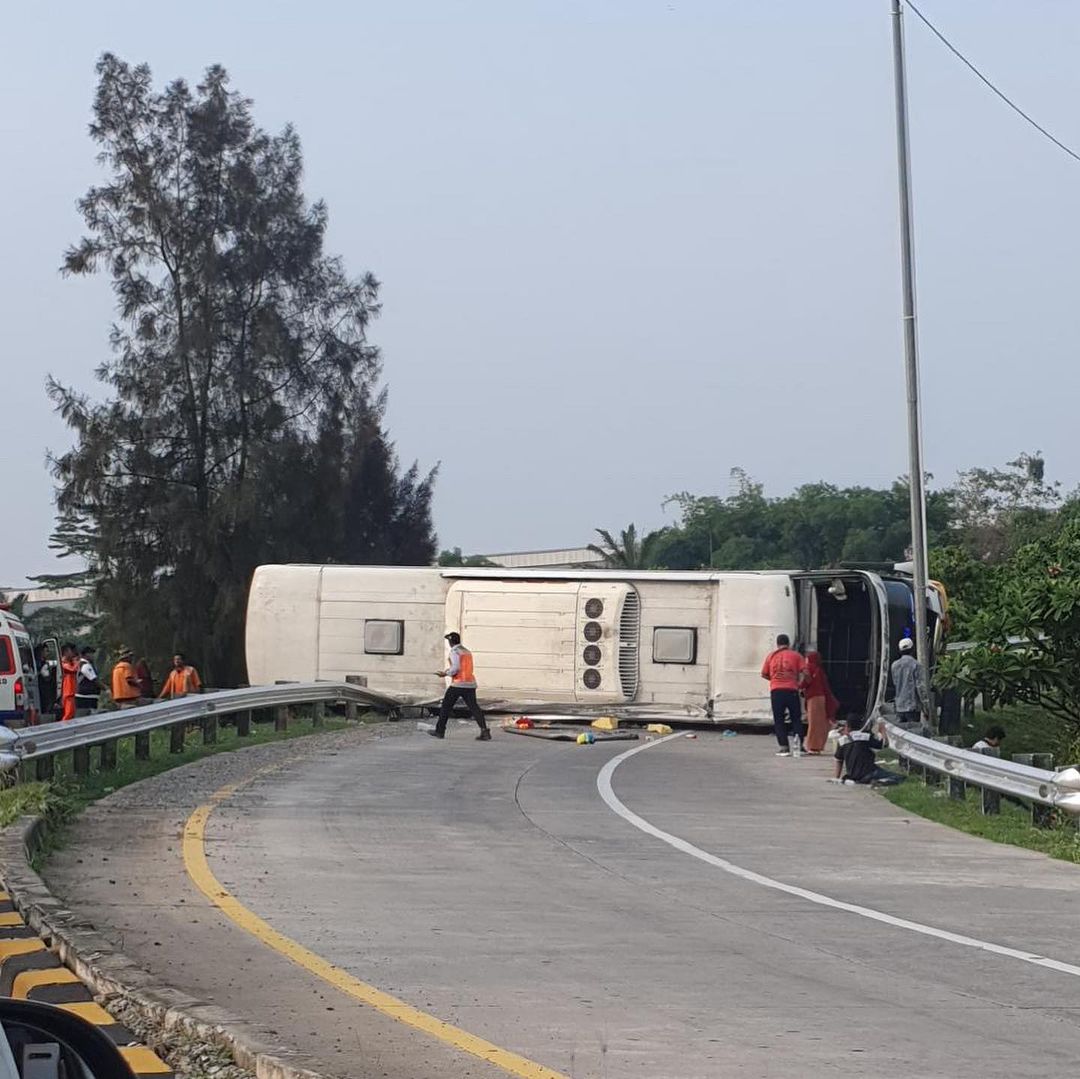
[{"xmin": 50, "ymin": 55, "xmax": 435, "ymax": 684}]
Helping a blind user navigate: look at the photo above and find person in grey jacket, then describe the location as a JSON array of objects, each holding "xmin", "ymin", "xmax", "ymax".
[{"xmin": 891, "ymin": 637, "xmax": 929, "ymax": 727}]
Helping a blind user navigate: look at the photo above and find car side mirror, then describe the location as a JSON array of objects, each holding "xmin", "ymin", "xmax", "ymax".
[{"xmin": 0, "ymin": 998, "xmax": 137, "ymax": 1077}]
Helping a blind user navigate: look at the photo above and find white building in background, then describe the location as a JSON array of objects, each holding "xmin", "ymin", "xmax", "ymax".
[
  {"xmin": 479, "ymin": 547, "xmax": 607, "ymax": 570},
  {"xmin": 0, "ymin": 587, "xmax": 89, "ymax": 615}
]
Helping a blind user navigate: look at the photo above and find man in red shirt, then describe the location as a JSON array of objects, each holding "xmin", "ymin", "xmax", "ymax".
[{"xmin": 760, "ymin": 634, "xmax": 807, "ymax": 756}]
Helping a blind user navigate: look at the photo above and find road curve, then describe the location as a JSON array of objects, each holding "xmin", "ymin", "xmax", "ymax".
[{"xmin": 47, "ymin": 724, "xmax": 1080, "ymax": 1078}]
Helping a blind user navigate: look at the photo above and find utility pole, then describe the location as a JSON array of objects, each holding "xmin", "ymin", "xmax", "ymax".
[{"xmin": 890, "ymin": 0, "xmax": 933, "ymax": 727}]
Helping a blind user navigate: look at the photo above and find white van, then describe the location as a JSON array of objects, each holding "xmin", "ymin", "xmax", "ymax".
[{"xmin": 0, "ymin": 607, "xmax": 41, "ymax": 726}]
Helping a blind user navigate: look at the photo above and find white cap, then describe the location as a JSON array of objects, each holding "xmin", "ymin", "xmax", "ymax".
[{"xmin": 899, "ymin": 638, "xmax": 914, "ymax": 651}]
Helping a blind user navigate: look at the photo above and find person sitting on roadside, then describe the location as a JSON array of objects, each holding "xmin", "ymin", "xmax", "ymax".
[
  {"xmin": 832, "ymin": 714, "xmax": 905, "ymax": 787},
  {"xmin": 971, "ymin": 725, "xmax": 1006, "ymax": 752}
]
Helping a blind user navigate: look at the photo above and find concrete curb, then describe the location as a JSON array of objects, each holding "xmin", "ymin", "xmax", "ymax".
[{"xmin": 0, "ymin": 814, "xmax": 330, "ymax": 1079}]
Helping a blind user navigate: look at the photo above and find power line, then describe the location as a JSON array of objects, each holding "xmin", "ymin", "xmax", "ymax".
[{"xmin": 903, "ymin": 0, "xmax": 1080, "ymax": 166}]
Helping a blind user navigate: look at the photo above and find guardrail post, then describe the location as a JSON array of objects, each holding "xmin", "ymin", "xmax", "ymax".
[
  {"xmin": 135, "ymin": 732, "xmax": 151, "ymax": 760},
  {"xmin": 170, "ymin": 724, "xmax": 185, "ymax": 754},
  {"xmin": 73, "ymin": 746, "xmax": 90, "ymax": 777},
  {"xmin": 948, "ymin": 775, "xmax": 966, "ymax": 801},
  {"xmin": 236, "ymin": 710, "xmax": 251, "ymax": 737},
  {"xmin": 274, "ymin": 706, "xmax": 288, "ymax": 732},
  {"xmin": 1032, "ymin": 804, "xmax": 1054, "ymax": 828},
  {"xmin": 313, "ymin": 701, "xmax": 325, "ymax": 727},
  {"xmin": 202, "ymin": 716, "xmax": 218, "ymax": 745},
  {"xmin": 978, "ymin": 746, "xmax": 1000, "ymax": 814},
  {"xmin": 99, "ymin": 740, "xmax": 117, "ymax": 771},
  {"xmin": 345, "ymin": 699, "xmax": 358, "ymax": 722},
  {"xmin": 923, "ymin": 765, "xmax": 942, "ymax": 789},
  {"xmin": 35, "ymin": 757, "xmax": 54, "ymax": 782}
]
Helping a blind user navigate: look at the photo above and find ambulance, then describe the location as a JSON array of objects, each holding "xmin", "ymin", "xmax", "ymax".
[{"xmin": 0, "ymin": 606, "xmax": 42, "ymax": 726}]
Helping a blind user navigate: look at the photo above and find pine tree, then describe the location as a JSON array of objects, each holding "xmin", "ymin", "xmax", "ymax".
[{"xmin": 49, "ymin": 55, "xmax": 436, "ymax": 683}]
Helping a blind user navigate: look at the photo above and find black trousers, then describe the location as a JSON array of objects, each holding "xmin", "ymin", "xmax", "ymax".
[
  {"xmin": 436, "ymin": 686, "xmax": 487, "ymax": 735},
  {"xmin": 770, "ymin": 689, "xmax": 803, "ymax": 748}
]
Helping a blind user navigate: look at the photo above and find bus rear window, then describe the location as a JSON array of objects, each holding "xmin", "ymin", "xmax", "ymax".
[{"xmin": 0, "ymin": 638, "xmax": 13, "ymax": 677}]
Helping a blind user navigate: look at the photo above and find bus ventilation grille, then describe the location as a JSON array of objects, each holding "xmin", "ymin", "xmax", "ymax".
[{"xmin": 618, "ymin": 590, "xmax": 641, "ymax": 701}]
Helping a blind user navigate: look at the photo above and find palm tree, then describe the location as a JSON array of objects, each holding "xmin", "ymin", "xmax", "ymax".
[{"xmin": 588, "ymin": 524, "xmax": 663, "ymax": 569}]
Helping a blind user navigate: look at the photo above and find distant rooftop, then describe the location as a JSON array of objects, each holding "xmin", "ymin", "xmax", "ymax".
[{"xmin": 480, "ymin": 547, "xmax": 607, "ymax": 570}]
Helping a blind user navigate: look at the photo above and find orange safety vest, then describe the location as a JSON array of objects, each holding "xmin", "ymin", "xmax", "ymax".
[{"xmin": 451, "ymin": 646, "xmax": 476, "ymax": 687}]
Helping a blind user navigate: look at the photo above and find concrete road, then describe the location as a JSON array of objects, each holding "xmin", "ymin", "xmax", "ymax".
[{"xmin": 47, "ymin": 724, "xmax": 1080, "ymax": 1078}]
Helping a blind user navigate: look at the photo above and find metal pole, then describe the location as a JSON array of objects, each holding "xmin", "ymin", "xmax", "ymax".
[{"xmin": 890, "ymin": 0, "xmax": 933, "ymax": 728}]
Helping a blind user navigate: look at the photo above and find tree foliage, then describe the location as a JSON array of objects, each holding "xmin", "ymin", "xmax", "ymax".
[
  {"xmin": 49, "ymin": 55, "xmax": 435, "ymax": 684},
  {"xmin": 588, "ymin": 524, "xmax": 666, "ymax": 570},
  {"xmin": 437, "ymin": 548, "xmax": 496, "ymax": 567},
  {"xmin": 644, "ymin": 468, "xmax": 951, "ymax": 571},
  {"xmin": 936, "ymin": 520, "xmax": 1080, "ymax": 732}
]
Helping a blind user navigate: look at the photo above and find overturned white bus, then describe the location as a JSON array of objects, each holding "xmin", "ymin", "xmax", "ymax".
[{"xmin": 245, "ymin": 565, "xmax": 942, "ymax": 724}]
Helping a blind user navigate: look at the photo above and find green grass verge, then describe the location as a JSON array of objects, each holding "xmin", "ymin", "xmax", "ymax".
[
  {"xmin": 954, "ymin": 703, "xmax": 1072, "ymax": 759},
  {"xmin": 884, "ymin": 779, "xmax": 1080, "ymax": 865},
  {"xmin": 0, "ymin": 710, "xmax": 358, "ymax": 863}
]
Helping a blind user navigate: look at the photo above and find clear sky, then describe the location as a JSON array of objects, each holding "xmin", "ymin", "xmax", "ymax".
[{"xmin": 3, "ymin": 1, "xmax": 1078, "ymax": 584}]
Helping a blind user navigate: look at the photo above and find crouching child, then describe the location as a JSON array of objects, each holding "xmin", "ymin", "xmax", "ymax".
[{"xmin": 833, "ymin": 714, "xmax": 905, "ymax": 787}]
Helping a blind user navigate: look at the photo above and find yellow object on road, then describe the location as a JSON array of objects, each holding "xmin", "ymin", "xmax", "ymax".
[
  {"xmin": 591, "ymin": 716, "xmax": 618, "ymax": 731},
  {"xmin": 646, "ymin": 723, "xmax": 674, "ymax": 735}
]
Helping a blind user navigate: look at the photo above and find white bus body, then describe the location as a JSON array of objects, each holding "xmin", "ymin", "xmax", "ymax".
[{"xmin": 246, "ymin": 565, "xmax": 933, "ymax": 723}]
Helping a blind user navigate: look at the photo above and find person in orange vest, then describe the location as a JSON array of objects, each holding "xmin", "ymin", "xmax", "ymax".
[
  {"xmin": 59, "ymin": 642, "xmax": 80, "ymax": 722},
  {"xmin": 158, "ymin": 653, "xmax": 203, "ymax": 700},
  {"xmin": 111, "ymin": 647, "xmax": 143, "ymax": 709},
  {"xmin": 429, "ymin": 632, "xmax": 490, "ymax": 741}
]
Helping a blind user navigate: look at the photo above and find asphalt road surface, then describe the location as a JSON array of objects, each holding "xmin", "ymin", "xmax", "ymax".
[{"xmin": 47, "ymin": 723, "xmax": 1080, "ymax": 1078}]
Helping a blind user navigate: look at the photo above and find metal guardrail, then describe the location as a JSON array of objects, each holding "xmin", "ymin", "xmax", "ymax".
[
  {"xmin": 884, "ymin": 721, "xmax": 1080, "ymax": 817},
  {"xmin": 0, "ymin": 682, "xmax": 402, "ymax": 775}
]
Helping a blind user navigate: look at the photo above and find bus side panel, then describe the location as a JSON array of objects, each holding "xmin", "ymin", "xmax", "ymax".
[
  {"xmin": 633, "ymin": 582, "xmax": 712, "ymax": 708},
  {"xmin": 318, "ymin": 567, "xmax": 448, "ymax": 697},
  {"xmin": 710, "ymin": 576, "xmax": 796, "ymax": 722},
  {"xmin": 245, "ymin": 566, "xmax": 321, "ymax": 685},
  {"xmin": 448, "ymin": 580, "xmax": 581, "ymax": 703}
]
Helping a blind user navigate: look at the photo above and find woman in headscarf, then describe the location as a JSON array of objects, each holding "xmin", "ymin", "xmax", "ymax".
[{"xmin": 803, "ymin": 651, "xmax": 839, "ymax": 754}]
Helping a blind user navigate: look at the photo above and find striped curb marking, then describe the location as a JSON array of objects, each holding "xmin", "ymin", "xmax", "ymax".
[{"xmin": 0, "ymin": 891, "xmax": 173, "ymax": 1076}]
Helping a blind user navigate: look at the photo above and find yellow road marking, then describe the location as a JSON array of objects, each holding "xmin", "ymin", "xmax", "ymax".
[
  {"xmin": 120, "ymin": 1046, "xmax": 173, "ymax": 1074},
  {"xmin": 183, "ymin": 778, "xmax": 569, "ymax": 1079},
  {"xmin": 0, "ymin": 912, "xmax": 25, "ymax": 928},
  {"xmin": 12, "ymin": 967, "xmax": 82, "ymax": 998},
  {"xmin": 58, "ymin": 1001, "xmax": 117, "ymax": 1025},
  {"xmin": 0, "ymin": 939, "xmax": 45, "ymax": 959}
]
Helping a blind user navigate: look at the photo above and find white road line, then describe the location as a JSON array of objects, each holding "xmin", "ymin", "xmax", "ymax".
[{"xmin": 597, "ymin": 735, "xmax": 1080, "ymax": 979}]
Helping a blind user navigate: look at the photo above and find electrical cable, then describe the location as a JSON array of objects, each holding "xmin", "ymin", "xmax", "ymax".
[{"xmin": 903, "ymin": 0, "xmax": 1080, "ymax": 165}]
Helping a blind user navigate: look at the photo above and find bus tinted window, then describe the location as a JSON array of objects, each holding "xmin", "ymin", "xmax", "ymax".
[{"xmin": 0, "ymin": 638, "xmax": 13, "ymax": 677}]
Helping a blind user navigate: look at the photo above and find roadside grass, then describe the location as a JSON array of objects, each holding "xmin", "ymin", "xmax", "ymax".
[
  {"xmin": 0, "ymin": 708, "xmax": 360, "ymax": 862},
  {"xmin": 884, "ymin": 776, "xmax": 1080, "ymax": 865},
  {"xmin": 954, "ymin": 703, "xmax": 1072, "ymax": 760}
]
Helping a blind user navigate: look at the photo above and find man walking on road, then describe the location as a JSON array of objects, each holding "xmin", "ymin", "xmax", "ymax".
[
  {"xmin": 158, "ymin": 653, "xmax": 203, "ymax": 700},
  {"xmin": 761, "ymin": 633, "xmax": 807, "ymax": 756},
  {"xmin": 891, "ymin": 637, "xmax": 929, "ymax": 730},
  {"xmin": 429, "ymin": 632, "xmax": 490, "ymax": 741}
]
